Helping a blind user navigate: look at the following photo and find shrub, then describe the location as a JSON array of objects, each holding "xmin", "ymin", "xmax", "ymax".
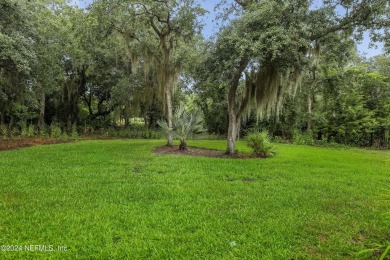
[
  {"xmin": 142, "ymin": 129, "xmax": 162, "ymax": 139},
  {"xmin": 0, "ymin": 124, "xmax": 7, "ymax": 139},
  {"xmin": 27, "ymin": 124, "xmax": 36, "ymax": 138},
  {"xmin": 39, "ymin": 125, "xmax": 48, "ymax": 138},
  {"xmin": 293, "ymin": 129, "xmax": 315, "ymax": 145},
  {"xmin": 245, "ymin": 130, "xmax": 276, "ymax": 158},
  {"xmin": 11, "ymin": 127, "xmax": 20, "ymax": 138},
  {"xmin": 50, "ymin": 123, "xmax": 62, "ymax": 138},
  {"xmin": 61, "ymin": 132, "xmax": 69, "ymax": 140},
  {"xmin": 71, "ymin": 124, "xmax": 79, "ymax": 139}
]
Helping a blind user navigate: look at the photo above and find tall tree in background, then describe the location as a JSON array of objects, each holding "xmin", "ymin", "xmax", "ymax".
[
  {"xmin": 94, "ymin": 0, "xmax": 205, "ymax": 145},
  {"xmin": 0, "ymin": 0, "xmax": 36, "ymax": 124},
  {"xmin": 29, "ymin": 0, "xmax": 66, "ymax": 132}
]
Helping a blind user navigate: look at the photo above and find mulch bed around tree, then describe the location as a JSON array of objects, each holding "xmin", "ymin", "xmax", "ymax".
[
  {"xmin": 153, "ymin": 145, "xmax": 257, "ymax": 159},
  {"xmin": 0, "ymin": 138, "xmax": 75, "ymax": 151}
]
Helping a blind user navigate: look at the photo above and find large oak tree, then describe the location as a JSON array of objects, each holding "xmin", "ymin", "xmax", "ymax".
[
  {"xmin": 206, "ymin": 0, "xmax": 390, "ymax": 154},
  {"xmin": 94, "ymin": 0, "xmax": 205, "ymax": 145}
]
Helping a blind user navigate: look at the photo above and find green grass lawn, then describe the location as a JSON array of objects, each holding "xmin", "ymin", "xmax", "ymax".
[{"xmin": 0, "ymin": 140, "xmax": 389, "ymax": 259}]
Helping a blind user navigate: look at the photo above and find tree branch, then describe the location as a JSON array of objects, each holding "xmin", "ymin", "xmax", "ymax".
[
  {"xmin": 149, "ymin": 16, "xmax": 162, "ymax": 36},
  {"xmin": 309, "ymin": 0, "xmax": 383, "ymax": 41}
]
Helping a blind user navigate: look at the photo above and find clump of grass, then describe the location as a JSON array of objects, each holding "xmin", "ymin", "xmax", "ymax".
[
  {"xmin": 358, "ymin": 242, "xmax": 390, "ymax": 259},
  {"xmin": 245, "ymin": 130, "xmax": 276, "ymax": 158}
]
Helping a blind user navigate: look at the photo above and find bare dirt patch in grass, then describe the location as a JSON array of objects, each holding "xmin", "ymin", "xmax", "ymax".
[
  {"xmin": 0, "ymin": 138, "xmax": 74, "ymax": 151},
  {"xmin": 153, "ymin": 145, "xmax": 256, "ymax": 159}
]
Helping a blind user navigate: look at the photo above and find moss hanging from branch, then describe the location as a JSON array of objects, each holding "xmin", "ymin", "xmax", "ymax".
[
  {"xmin": 240, "ymin": 64, "xmax": 303, "ymax": 120},
  {"xmin": 129, "ymin": 52, "xmax": 139, "ymax": 74}
]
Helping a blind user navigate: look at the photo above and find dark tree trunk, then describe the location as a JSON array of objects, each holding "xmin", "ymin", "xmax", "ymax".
[
  {"xmin": 38, "ymin": 90, "xmax": 46, "ymax": 133},
  {"xmin": 179, "ymin": 138, "xmax": 187, "ymax": 150},
  {"xmin": 67, "ymin": 115, "xmax": 72, "ymax": 133},
  {"xmin": 124, "ymin": 110, "xmax": 129, "ymax": 129}
]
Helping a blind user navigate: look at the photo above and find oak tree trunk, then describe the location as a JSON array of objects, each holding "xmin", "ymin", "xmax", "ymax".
[
  {"xmin": 226, "ymin": 107, "xmax": 238, "ymax": 154},
  {"xmin": 67, "ymin": 115, "xmax": 72, "ymax": 133},
  {"xmin": 225, "ymin": 58, "xmax": 249, "ymax": 154}
]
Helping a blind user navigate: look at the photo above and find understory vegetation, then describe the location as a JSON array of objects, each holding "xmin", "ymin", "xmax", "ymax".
[
  {"xmin": 0, "ymin": 140, "xmax": 389, "ymax": 259},
  {"xmin": 0, "ymin": 122, "xmax": 163, "ymax": 140}
]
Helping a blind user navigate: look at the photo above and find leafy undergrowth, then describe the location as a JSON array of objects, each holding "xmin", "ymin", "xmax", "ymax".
[{"xmin": 0, "ymin": 140, "xmax": 389, "ymax": 259}]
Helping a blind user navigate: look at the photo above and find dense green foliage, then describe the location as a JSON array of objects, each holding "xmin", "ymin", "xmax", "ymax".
[
  {"xmin": 253, "ymin": 61, "xmax": 390, "ymax": 147},
  {"xmin": 245, "ymin": 130, "xmax": 276, "ymax": 157},
  {"xmin": 0, "ymin": 140, "xmax": 389, "ymax": 258},
  {"xmin": 0, "ymin": 0, "xmax": 390, "ymax": 149}
]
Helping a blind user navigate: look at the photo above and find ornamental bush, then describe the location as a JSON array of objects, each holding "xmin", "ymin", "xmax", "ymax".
[{"xmin": 245, "ymin": 130, "xmax": 276, "ymax": 158}]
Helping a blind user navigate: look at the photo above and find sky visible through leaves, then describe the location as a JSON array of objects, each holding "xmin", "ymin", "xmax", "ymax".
[{"xmin": 69, "ymin": 0, "xmax": 384, "ymax": 57}]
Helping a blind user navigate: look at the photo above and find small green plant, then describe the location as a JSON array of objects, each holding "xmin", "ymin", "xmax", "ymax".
[
  {"xmin": 71, "ymin": 124, "xmax": 79, "ymax": 139},
  {"xmin": 39, "ymin": 125, "xmax": 48, "ymax": 138},
  {"xmin": 61, "ymin": 132, "xmax": 69, "ymax": 140},
  {"xmin": 27, "ymin": 124, "xmax": 36, "ymax": 138},
  {"xmin": 50, "ymin": 123, "xmax": 62, "ymax": 138},
  {"xmin": 245, "ymin": 130, "xmax": 276, "ymax": 158},
  {"xmin": 11, "ymin": 127, "xmax": 20, "ymax": 138}
]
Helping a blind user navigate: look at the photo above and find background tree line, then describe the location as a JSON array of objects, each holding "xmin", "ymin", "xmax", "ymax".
[{"xmin": 1, "ymin": 0, "xmax": 390, "ymax": 149}]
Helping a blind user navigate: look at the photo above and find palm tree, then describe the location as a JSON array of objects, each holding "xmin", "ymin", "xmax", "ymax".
[{"xmin": 158, "ymin": 103, "xmax": 205, "ymax": 150}]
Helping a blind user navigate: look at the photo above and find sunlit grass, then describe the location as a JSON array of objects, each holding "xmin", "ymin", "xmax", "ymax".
[{"xmin": 0, "ymin": 140, "xmax": 389, "ymax": 259}]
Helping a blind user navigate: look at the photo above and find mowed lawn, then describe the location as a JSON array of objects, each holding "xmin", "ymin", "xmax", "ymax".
[{"xmin": 0, "ymin": 140, "xmax": 389, "ymax": 259}]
